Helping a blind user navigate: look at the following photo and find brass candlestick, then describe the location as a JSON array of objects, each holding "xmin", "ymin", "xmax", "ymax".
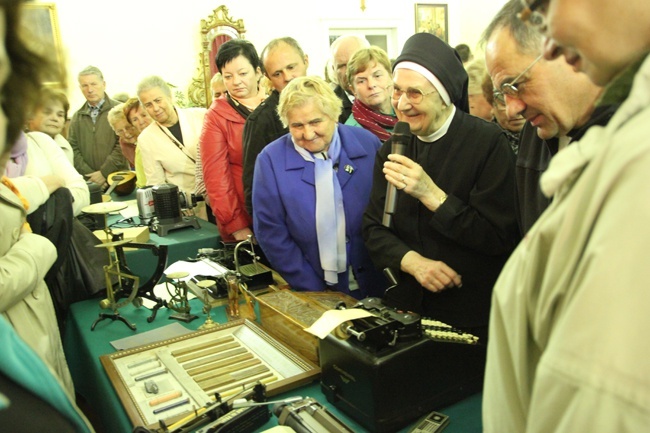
[
  {"xmin": 225, "ymin": 273, "xmax": 240, "ymax": 321},
  {"xmin": 197, "ymin": 279, "xmax": 218, "ymax": 329}
]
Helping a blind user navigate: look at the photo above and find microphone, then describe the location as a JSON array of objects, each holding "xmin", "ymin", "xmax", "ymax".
[{"xmin": 382, "ymin": 121, "xmax": 412, "ymax": 227}]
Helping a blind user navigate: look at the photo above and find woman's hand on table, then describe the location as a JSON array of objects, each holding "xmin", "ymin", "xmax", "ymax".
[{"xmin": 232, "ymin": 227, "xmax": 254, "ymax": 241}]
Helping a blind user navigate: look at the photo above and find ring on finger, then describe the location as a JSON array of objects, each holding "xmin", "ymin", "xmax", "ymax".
[{"xmin": 401, "ymin": 174, "xmax": 406, "ymax": 182}]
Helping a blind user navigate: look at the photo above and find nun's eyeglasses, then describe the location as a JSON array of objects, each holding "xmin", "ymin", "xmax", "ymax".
[
  {"xmin": 493, "ymin": 54, "xmax": 543, "ymax": 102},
  {"xmin": 391, "ymin": 86, "xmax": 436, "ymax": 104},
  {"xmin": 518, "ymin": 0, "xmax": 547, "ymax": 33}
]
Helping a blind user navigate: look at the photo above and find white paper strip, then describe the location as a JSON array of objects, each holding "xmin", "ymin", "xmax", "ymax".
[{"xmin": 303, "ymin": 309, "xmax": 374, "ymax": 339}]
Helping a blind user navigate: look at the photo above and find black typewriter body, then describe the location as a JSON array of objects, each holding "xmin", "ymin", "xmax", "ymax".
[{"xmin": 319, "ymin": 297, "xmax": 485, "ymax": 433}]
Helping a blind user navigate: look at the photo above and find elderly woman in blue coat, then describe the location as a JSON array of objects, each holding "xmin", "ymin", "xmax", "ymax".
[{"xmin": 252, "ymin": 76, "xmax": 387, "ymax": 299}]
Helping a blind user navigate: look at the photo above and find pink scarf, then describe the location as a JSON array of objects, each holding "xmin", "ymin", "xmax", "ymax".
[
  {"xmin": 351, "ymin": 99, "xmax": 397, "ymax": 141},
  {"xmin": 5, "ymin": 132, "xmax": 28, "ymax": 177}
]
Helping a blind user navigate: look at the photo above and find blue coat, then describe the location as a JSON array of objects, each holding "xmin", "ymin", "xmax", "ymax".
[{"xmin": 253, "ymin": 124, "xmax": 387, "ymax": 298}]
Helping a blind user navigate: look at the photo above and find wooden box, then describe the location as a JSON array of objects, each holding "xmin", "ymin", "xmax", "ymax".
[
  {"xmin": 100, "ymin": 319, "xmax": 318, "ymax": 430},
  {"xmin": 255, "ymin": 290, "xmax": 359, "ymax": 364}
]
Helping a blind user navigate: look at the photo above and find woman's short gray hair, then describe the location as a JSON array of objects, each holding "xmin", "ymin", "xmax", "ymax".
[
  {"xmin": 277, "ymin": 76, "xmax": 342, "ymax": 127},
  {"xmin": 136, "ymin": 75, "xmax": 171, "ymax": 99}
]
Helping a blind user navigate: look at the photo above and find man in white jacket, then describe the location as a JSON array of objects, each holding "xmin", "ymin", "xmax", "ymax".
[{"xmin": 483, "ymin": 0, "xmax": 650, "ymax": 432}]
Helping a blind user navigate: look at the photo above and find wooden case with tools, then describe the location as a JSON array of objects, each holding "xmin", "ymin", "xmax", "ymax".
[{"xmin": 100, "ymin": 319, "xmax": 319, "ymax": 430}]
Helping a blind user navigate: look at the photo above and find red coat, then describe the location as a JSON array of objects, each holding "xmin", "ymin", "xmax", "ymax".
[{"xmin": 200, "ymin": 98, "xmax": 252, "ymax": 242}]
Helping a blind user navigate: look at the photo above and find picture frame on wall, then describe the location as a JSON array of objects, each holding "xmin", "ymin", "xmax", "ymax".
[
  {"xmin": 414, "ymin": 3, "xmax": 448, "ymax": 43},
  {"xmin": 20, "ymin": 2, "xmax": 64, "ymax": 85}
]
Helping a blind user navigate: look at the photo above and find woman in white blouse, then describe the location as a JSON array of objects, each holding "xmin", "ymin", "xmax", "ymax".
[
  {"xmin": 6, "ymin": 87, "xmax": 90, "ymax": 216},
  {"xmin": 8, "ymin": 131, "xmax": 90, "ymax": 216},
  {"xmin": 26, "ymin": 87, "xmax": 74, "ymax": 164}
]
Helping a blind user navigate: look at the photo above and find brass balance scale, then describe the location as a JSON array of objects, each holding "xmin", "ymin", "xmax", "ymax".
[{"xmin": 82, "ymin": 201, "xmax": 141, "ymax": 330}]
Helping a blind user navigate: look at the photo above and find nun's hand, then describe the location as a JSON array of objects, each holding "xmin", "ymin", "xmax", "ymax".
[
  {"xmin": 383, "ymin": 154, "xmax": 447, "ymax": 211},
  {"xmin": 401, "ymin": 251, "xmax": 462, "ymax": 292}
]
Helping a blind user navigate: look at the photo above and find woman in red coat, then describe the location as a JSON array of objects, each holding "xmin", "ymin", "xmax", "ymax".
[{"xmin": 200, "ymin": 39, "xmax": 265, "ymax": 242}]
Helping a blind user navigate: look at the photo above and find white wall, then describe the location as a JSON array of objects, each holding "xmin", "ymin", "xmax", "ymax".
[{"xmin": 42, "ymin": 0, "xmax": 506, "ymax": 110}]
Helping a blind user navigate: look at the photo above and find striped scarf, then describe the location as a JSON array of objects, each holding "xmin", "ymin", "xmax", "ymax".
[{"xmin": 351, "ymin": 99, "xmax": 398, "ymax": 141}]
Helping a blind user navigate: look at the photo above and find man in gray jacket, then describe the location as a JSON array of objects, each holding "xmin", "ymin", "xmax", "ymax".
[{"xmin": 68, "ymin": 65, "xmax": 128, "ymax": 189}]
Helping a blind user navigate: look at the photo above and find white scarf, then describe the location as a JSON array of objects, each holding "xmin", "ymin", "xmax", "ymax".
[{"xmin": 293, "ymin": 128, "xmax": 347, "ymax": 285}]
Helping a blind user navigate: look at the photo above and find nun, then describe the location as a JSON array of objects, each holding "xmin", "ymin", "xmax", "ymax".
[{"xmin": 362, "ymin": 33, "xmax": 521, "ymax": 343}]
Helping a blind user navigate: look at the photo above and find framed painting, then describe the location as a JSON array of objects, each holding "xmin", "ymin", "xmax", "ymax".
[
  {"xmin": 415, "ymin": 3, "xmax": 448, "ymax": 43},
  {"xmin": 20, "ymin": 3, "xmax": 64, "ymax": 84}
]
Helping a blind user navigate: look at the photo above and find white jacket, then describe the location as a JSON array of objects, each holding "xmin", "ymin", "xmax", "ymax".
[
  {"xmin": 53, "ymin": 133, "xmax": 74, "ymax": 165},
  {"xmin": 137, "ymin": 106, "xmax": 206, "ymax": 197},
  {"xmin": 483, "ymin": 55, "xmax": 650, "ymax": 432},
  {"xmin": 12, "ymin": 131, "xmax": 90, "ymax": 216},
  {"xmin": 0, "ymin": 182, "xmax": 75, "ymax": 397}
]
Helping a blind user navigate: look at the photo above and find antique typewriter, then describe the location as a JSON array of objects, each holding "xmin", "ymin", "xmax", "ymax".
[{"xmin": 319, "ymin": 297, "xmax": 485, "ymax": 433}]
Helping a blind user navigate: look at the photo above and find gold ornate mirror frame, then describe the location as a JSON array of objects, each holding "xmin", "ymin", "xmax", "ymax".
[
  {"xmin": 187, "ymin": 6, "xmax": 246, "ymax": 107},
  {"xmin": 20, "ymin": 3, "xmax": 65, "ymax": 86}
]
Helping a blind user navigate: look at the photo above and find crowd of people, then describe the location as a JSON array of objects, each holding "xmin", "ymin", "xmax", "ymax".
[{"xmin": 1, "ymin": 0, "xmax": 648, "ymax": 430}]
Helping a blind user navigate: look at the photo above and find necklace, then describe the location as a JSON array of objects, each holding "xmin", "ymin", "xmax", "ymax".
[{"xmin": 232, "ymin": 93, "xmax": 265, "ymax": 111}]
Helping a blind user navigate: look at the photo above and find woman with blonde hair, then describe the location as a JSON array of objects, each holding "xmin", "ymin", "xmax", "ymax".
[
  {"xmin": 253, "ymin": 76, "xmax": 387, "ymax": 298},
  {"xmin": 107, "ymin": 103, "xmax": 138, "ymax": 168},
  {"xmin": 466, "ymin": 58, "xmax": 494, "ymax": 121},
  {"xmin": 122, "ymin": 97, "xmax": 151, "ymax": 187}
]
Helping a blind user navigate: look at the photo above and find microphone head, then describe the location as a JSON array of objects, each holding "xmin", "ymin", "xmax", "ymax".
[{"xmin": 393, "ymin": 121, "xmax": 411, "ymax": 137}]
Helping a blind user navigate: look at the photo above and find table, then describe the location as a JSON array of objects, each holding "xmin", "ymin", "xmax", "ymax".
[
  {"xmin": 99, "ymin": 202, "xmax": 221, "ymax": 282},
  {"xmin": 63, "ymin": 297, "xmax": 482, "ymax": 433}
]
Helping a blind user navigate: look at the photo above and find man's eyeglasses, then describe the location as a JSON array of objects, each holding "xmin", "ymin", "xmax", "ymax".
[
  {"xmin": 518, "ymin": 0, "xmax": 547, "ymax": 33},
  {"xmin": 492, "ymin": 90, "xmax": 506, "ymax": 109},
  {"xmin": 493, "ymin": 54, "xmax": 543, "ymax": 103},
  {"xmin": 391, "ymin": 86, "xmax": 436, "ymax": 104}
]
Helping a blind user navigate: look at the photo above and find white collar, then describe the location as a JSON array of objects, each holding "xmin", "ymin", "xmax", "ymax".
[{"xmin": 417, "ymin": 105, "xmax": 456, "ymax": 143}]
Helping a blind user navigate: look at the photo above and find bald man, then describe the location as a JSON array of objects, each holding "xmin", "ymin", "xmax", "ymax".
[{"xmin": 329, "ymin": 35, "xmax": 370, "ymax": 123}]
